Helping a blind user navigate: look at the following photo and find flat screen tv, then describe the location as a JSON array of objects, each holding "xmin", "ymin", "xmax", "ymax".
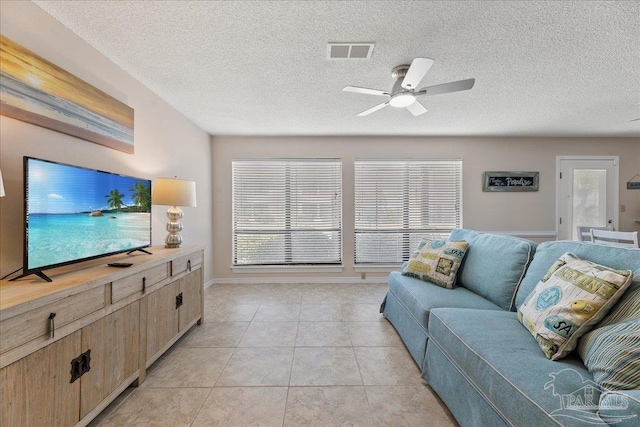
[{"xmin": 12, "ymin": 157, "xmax": 152, "ymax": 282}]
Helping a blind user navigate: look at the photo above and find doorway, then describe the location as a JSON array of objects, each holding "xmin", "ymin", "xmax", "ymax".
[{"xmin": 557, "ymin": 156, "xmax": 619, "ymax": 241}]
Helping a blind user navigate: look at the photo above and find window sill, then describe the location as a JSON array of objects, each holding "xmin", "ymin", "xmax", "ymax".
[
  {"xmin": 354, "ymin": 265, "xmax": 403, "ymax": 273},
  {"xmin": 232, "ymin": 265, "xmax": 344, "ymax": 273}
]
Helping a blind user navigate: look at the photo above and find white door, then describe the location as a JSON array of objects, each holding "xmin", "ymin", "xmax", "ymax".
[{"xmin": 557, "ymin": 157, "xmax": 619, "ymax": 241}]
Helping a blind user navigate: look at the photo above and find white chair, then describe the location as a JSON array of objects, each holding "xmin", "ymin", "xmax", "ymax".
[
  {"xmin": 576, "ymin": 225, "xmax": 613, "ymax": 242},
  {"xmin": 590, "ymin": 229, "xmax": 639, "ymax": 248}
]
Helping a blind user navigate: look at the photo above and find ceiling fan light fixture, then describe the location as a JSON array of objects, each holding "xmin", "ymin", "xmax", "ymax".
[
  {"xmin": 389, "ymin": 93, "xmax": 415, "ymax": 108},
  {"xmin": 344, "ymin": 57, "xmax": 475, "ymax": 116}
]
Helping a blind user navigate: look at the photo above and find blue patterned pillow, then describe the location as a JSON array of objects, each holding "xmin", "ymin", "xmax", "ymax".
[
  {"xmin": 401, "ymin": 238, "xmax": 469, "ymax": 289},
  {"xmin": 577, "ymin": 271, "xmax": 640, "ymax": 392},
  {"xmin": 518, "ymin": 253, "xmax": 633, "ymax": 360}
]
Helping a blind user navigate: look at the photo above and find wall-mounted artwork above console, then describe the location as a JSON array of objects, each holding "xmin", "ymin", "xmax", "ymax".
[{"xmin": 0, "ymin": 35, "xmax": 134, "ymax": 153}]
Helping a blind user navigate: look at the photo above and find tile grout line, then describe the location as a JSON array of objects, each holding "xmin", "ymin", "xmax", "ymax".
[
  {"xmin": 188, "ymin": 387, "xmax": 215, "ymax": 426},
  {"xmin": 343, "ymin": 304, "xmax": 356, "ymax": 348}
]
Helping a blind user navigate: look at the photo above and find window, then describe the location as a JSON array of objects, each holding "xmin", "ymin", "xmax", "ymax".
[
  {"xmin": 232, "ymin": 159, "xmax": 342, "ymax": 266},
  {"xmin": 354, "ymin": 160, "xmax": 462, "ymax": 264}
]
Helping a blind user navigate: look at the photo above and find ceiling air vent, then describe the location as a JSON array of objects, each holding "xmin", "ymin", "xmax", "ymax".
[{"xmin": 327, "ymin": 43, "xmax": 374, "ymax": 60}]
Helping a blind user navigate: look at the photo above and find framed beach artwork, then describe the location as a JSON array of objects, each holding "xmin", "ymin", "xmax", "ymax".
[{"xmin": 0, "ymin": 35, "xmax": 134, "ymax": 153}]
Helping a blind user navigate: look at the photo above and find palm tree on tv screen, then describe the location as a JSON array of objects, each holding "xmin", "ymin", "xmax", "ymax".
[
  {"xmin": 130, "ymin": 181, "xmax": 151, "ymax": 212},
  {"xmin": 105, "ymin": 189, "xmax": 125, "ymax": 211}
]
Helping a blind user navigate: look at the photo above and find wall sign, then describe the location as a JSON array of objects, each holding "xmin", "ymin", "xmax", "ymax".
[
  {"xmin": 627, "ymin": 174, "xmax": 640, "ymax": 190},
  {"xmin": 483, "ymin": 171, "xmax": 539, "ymax": 192}
]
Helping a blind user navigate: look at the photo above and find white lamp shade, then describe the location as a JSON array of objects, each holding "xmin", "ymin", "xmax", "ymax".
[
  {"xmin": 0, "ymin": 168, "xmax": 5, "ymax": 197},
  {"xmin": 152, "ymin": 177, "xmax": 196, "ymax": 207}
]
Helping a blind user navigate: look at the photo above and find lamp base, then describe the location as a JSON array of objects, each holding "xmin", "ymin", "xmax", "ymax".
[
  {"xmin": 164, "ymin": 238, "xmax": 183, "ymax": 249},
  {"xmin": 165, "ymin": 206, "xmax": 184, "ymax": 248}
]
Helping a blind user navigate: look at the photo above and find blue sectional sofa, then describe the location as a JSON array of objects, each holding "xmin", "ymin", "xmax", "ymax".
[{"xmin": 381, "ymin": 229, "xmax": 640, "ymax": 427}]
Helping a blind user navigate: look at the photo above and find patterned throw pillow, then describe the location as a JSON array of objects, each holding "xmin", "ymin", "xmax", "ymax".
[
  {"xmin": 577, "ymin": 272, "xmax": 640, "ymax": 392},
  {"xmin": 401, "ymin": 239, "xmax": 469, "ymax": 289},
  {"xmin": 517, "ymin": 253, "xmax": 633, "ymax": 360}
]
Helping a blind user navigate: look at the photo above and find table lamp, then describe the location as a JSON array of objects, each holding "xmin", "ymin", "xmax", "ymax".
[{"xmin": 152, "ymin": 177, "xmax": 197, "ymax": 248}]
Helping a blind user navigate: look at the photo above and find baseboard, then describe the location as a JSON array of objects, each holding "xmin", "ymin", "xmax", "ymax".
[{"xmin": 209, "ymin": 276, "xmax": 389, "ymax": 285}]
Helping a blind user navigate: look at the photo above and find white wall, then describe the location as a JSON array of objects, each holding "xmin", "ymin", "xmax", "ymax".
[
  {"xmin": 0, "ymin": 1, "xmax": 214, "ymax": 282},
  {"xmin": 212, "ymin": 136, "xmax": 640, "ymax": 282}
]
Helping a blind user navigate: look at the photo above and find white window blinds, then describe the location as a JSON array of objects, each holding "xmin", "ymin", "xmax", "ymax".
[
  {"xmin": 232, "ymin": 159, "xmax": 342, "ymax": 266},
  {"xmin": 354, "ymin": 160, "xmax": 462, "ymax": 264}
]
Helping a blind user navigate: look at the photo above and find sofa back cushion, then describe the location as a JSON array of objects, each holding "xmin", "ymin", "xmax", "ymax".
[
  {"xmin": 448, "ymin": 229, "xmax": 537, "ymax": 311},
  {"xmin": 516, "ymin": 241, "xmax": 640, "ymax": 308}
]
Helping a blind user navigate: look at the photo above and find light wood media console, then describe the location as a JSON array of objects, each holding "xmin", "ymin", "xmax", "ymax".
[{"xmin": 0, "ymin": 245, "xmax": 204, "ymax": 426}]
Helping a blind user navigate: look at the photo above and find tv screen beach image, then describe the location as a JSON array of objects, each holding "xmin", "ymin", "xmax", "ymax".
[{"xmin": 26, "ymin": 158, "xmax": 151, "ymax": 270}]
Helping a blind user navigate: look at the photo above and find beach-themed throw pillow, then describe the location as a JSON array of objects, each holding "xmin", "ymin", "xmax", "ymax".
[
  {"xmin": 402, "ymin": 238, "xmax": 469, "ymax": 289},
  {"xmin": 517, "ymin": 253, "xmax": 633, "ymax": 360}
]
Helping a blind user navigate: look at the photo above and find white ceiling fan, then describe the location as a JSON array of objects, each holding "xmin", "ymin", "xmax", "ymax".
[{"xmin": 343, "ymin": 58, "xmax": 475, "ymax": 117}]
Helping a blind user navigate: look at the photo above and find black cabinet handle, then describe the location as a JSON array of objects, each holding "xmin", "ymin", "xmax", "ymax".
[
  {"xmin": 187, "ymin": 259, "xmax": 191, "ymax": 272},
  {"xmin": 48, "ymin": 312, "xmax": 56, "ymax": 339},
  {"xmin": 70, "ymin": 349, "xmax": 91, "ymax": 383},
  {"xmin": 81, "ymin": 350, "xmax": 91, "ymax": 375},
  {"xmin": 176, "ymin": 292, "xmax": 183, "ymax": 309},
  {"xmin": 70, "ymin": 358, "xmax": 80, "ymax": 383},
  {"xmin": 142, "ymin": 277, "xmax": 146, "ymax": 294}
]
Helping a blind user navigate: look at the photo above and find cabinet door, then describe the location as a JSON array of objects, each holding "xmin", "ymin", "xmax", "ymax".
[
  {"xmin": 178, "ymin": 269, "xmax": 203, "ymax": 331},
  {"xmin": 80, "ymin": 302, "xmax": 139, "ymax": 418},
  {"xmin": 146, "ymin": 281, "xmax": 179, "ymax": 362},
  {"xmin": 1, "ymin": 331, "xmax": 81, "ymax": 427}
]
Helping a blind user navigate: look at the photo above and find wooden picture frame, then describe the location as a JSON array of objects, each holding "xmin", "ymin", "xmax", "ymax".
[
  {"xmin": 483, "ymin": 171, "xmax": 539, "ymax": 192},
  {"xmin": 0, "ymin": 35, "xmax": 134, "ymax": 153}
]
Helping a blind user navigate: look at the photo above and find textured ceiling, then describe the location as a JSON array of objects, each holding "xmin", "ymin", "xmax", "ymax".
[{"xmin": 33, "ymin": 1, "xmax": 640, "ymax": 137}]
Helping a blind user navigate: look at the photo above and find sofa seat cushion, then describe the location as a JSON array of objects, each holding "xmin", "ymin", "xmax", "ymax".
[
  {"xmin": 599, "ymin": 390, "xmax": 640, "ymax": 427},
  {"xmin": 426, "ymin": 308, "xmax": 605, "ymax": 426},
  {"xmin": 516, "ymin": 241, "xmax": 640, "ymax": 309},
  {"xmin": 387, "ymin": 271, "xmax": 502, "ymax": 333},
  {"xmin": 449, "ymin": 229, "xmax": 536, "ymax": 311}
]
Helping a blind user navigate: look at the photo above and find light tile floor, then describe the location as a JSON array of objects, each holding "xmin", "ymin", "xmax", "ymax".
[{"xmin": 90, "ymin": 283, "xmax": 458, "ymax": 426}]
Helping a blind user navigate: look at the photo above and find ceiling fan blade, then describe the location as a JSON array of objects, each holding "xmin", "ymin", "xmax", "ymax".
[
  {"xmin": 416, "ymin": 78, "xmax": 475, "ymax": 96},
  {"xmin": 343, "ymin": 86, "xmax": 390, "ymax": 96},
  {"xmin": 405, "ymin": 100, "xmax": 428, "ymax": 116},
  {"xmin": 357, "ymin": 102, "xmax": 389, "ymax": 117},
  {"xmin": 401, "ymin": 58, "xmax": 435, "ymax": 89}
]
